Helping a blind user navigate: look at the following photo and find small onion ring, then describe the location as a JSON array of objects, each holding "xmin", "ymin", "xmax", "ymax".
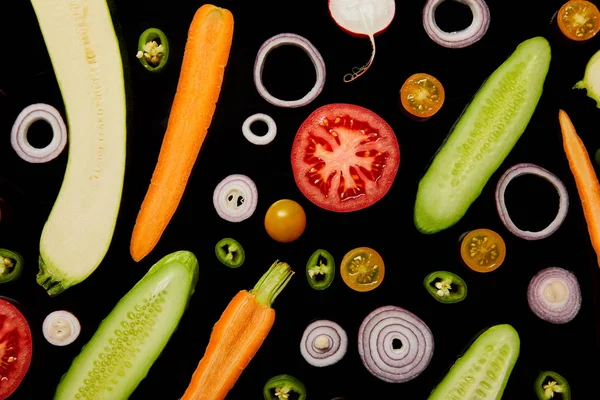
[
  {"xmin": 42, "ymin": 310, "xmax": 81, "ymax": 346},
  {"xmin": 300, "ymin": 320, "xmax": 348, "ymax": 367},
  {"xmin": 358, "ymin": 305, "xmax": 434, "ymax": 383},
  {"xmin": 254, "ymin": 33, "xmax": 326, "ymax": 108},
  {"xmin": 422, "ymin": 0, "xmax": 490, "ymax": 48},
  {"xmin": 11, "ymin": 103, "xmax": 67, "ymax": 163},
  {"xmin": 527, "ymin": 267, "xmax": 581, "ymax": 324},
  {"xmin": 242, "ymin": 113, "xmax": 277, "ymax": 145},
  {"xmin": 213, "ymin": 174, "xmax": 258, "ymax": 222},
  {"xmin": 495, "ymin": 163, "xmax": 569, "ymax": 240}
]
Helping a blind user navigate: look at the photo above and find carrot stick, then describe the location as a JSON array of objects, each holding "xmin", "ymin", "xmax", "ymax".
[
  {"xmin": 559, "ymin": 109, "xmax": 600, "ymax": 266},
  {"xmin": 181, "ymin": 261, "xmax": 294, "ymax": 400},
  {"xmin": 130, "ymin": 4, "xmax": 234, "ymax": 262}
]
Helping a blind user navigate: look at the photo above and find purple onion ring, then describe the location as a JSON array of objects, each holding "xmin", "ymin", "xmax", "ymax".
[
  {"xmin": 358, "ymin": 305, "xmax": 434, "ymax": 383},
  {"xmin": 213, "ymin": 174, "xmax": 258, "ymax": 223},
  {"xmin": 495, "ymin": 163, "xmax": 569, "ymax": 240},
  {"xmin": 527, "ymin": 267, "xmax": 581, "ymax": 324},
  {"xmin": 300, "ymin": 319, "xmax": 347, "ymax": 367},
  {"xmin": 422, "ymin": 0, "xmax": 490, "ymax": 48}
]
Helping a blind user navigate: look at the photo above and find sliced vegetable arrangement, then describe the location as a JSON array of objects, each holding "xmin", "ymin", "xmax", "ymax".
[
  {"xmin": 300, "ymin": 319, "xmax": 348, "ymax": 367},
  {"xmin": 422, "ymin": 0, "xmax": 490, "ymax": 48},
  {"xmin": 306, "ymin": 249, "xmax": 335, "ymax": 290},
  {"xmin": 527, "ymin": 267, "xmax": 582, "ymax": 324},
  {"xmin": 557, "ymin": 0, "xmax": 600, "ymax": 41},
  {"xmin": 400, "ymin": 73, "xmax": 445, "ymax": 118},
  {"xmin": 423, "ymin": 271, "xmax": 467, "ymax": 303},
  {"xmin": 460, "ymin": 228, "xmax": 506, "ymax": 272}
]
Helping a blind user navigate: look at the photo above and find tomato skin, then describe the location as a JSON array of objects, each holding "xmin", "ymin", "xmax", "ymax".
[
  {"xmin": 340, "ymin": 247, "xmax": 385, "ymax": 292},
  {"xmin": 460, "ymin": 228, "xmax": 506, "ymax": 273},
  {"xmin": 0, "ymin": 298, "xmax": 32, "ymax": 399},
  {"xmin": 264, "ymin": 199, "xmax": 307, "ymax": 243},
  {"xmin": 558, "ymin": 0, "xmax": 600, "ymax": 41},
  {"xmin": 400, "ymin": 73, "xmax": 445, "ymax": 118}
]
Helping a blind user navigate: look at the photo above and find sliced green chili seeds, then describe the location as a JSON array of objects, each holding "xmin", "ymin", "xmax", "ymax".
[
  {"xmin": 0, "ymin": 249, "xmax": 24, "ymax": 283},
  {"xmin": 215, "ymin": 238, "xmax": 245, "ymax": 268},
  {"xmin": 136, "ymin": 27, "xmax": 169, "ymax": 72},
  {"xmin": 263, "ymin": 374, "xmax": 306, "ymax": 400},
  {"xmin": 534, "ymin": 371, "xmax": 570, "ymax": 400},
  {"xmin": 423, "ymin": 270, "xmax": 467, "ymax": 304},
  {"xmin": 306, "ymin": 249, "xmax": 335, "ymax": 290}
]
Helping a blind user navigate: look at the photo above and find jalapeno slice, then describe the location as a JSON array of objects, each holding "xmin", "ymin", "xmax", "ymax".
[
  {"xmin": 306, "ymin": 249, "xmax": 335, "ymax": 290},
  {"xmin": 215, "ymin": 238, "xmax": 245, "ymax": 268},
  {"xmin": 423, "ymin": 271, "xmax": 467, "ymax": 304},
  {"xmin": 263, "ymin": 374, "xmax": 306, "ymax": 400},
  {"xmin": 136, "ymin": 28, "xmax": 169, "ymax": 72},
  {"xmin": 534, "ymin": 371, "xmax": 570, "ymax": 400},
  {"xmin": 0, "ymin": 249, "xmax": 24, "ymax": 283}
]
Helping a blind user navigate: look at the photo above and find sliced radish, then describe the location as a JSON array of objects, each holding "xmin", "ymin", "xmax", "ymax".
[{"xmin": 329, "ymin": 0, "xmax": 396, "ymax": 82}]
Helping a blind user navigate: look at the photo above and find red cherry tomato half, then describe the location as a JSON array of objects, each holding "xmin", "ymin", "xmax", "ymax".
[
  {"xmin": 291, "ymin": 103, "xmax": 400, "ymax": 212},
  {"xmin": 0, "ymin": 298, "xmax": 32, "ymax": 399}
]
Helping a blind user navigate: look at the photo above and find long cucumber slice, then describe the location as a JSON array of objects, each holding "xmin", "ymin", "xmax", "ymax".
[
  {"xmin": 54, "ymin": 251, "xmax": 199, "ymax": 399},
  {"xmin": 428, "ymin": 324, "xmax": 520, "ymax": 399},
  {"xmin": 414, "ymin": 37, "xmax": 551, "ymax": 234}
]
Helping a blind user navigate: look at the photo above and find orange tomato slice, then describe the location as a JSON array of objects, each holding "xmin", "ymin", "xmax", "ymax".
[
  {"xmin": 340, "ymin": 247, "xmax": 385, "ymax": 292},
  {"xmin": 400, "ymin": 73, "xmax": 445, "ymax": 118},
  {"xmin": 460, "ymin": 228, "xmax": 506, "ymax": 273},
  {"xmin": 558, "ymin": 0, "xmax": 600, "ymax": 41}
]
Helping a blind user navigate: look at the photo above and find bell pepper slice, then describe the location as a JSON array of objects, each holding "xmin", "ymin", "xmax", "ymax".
[
  {"xmin": 306, "ymin": 249, "xmax": 335, "ymax": 290},
  {"xmin": 534, "ymin": 371, "xmax": 570, "ymax": 400},
  {"xmin": 215, "ymin": 238, "xmax": 245, "ymax": 268},
  {"xmin": 423, "ymin": 270, "xmax": 467, "ymax": 304},
  {"xmin": 0, "ymin": 249, "xmax": 24, "ymax": 283},
  {"xmin": 263, "ymin": 374, "xmax": 306, "ymax": 400},
  {"xmin": 136, "ymin": 27, "xmax": 169, "ymax": 73}
]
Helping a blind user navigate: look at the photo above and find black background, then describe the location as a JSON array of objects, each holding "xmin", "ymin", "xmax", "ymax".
[{"xmin": 1, "ymin": 0, "xmax": 600, "ymax": 398}]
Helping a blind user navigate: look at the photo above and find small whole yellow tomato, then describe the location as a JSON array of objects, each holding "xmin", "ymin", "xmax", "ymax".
[{"xmin": 264, "ymin": 199, "xmax": 307, "ymax": 243}]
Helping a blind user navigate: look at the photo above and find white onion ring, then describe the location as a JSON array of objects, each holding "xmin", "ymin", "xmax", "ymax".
[
  {"xmin": 11, "ymin": 103, "xmax": 67, "ymax": 163},
  {"xmin": 254, "ymin": 33, "xmax": 326, "ymax": 108},
  {"xmin": 300, "ymin": 320, "xmax": 348, "ymax": 367},
  {"xmin": 527, "ymin": 267, "xmax": 581, "ymax": 324},
  {"xmin": 213, "ymin": 174, "xmax": 258, "ymax": 222},
  {"xmin": 242, "ymin": 113, "xmax": 277, "ymax": 145},
  {"xmin": 422, "ymin": 0, "xmax": 490, "ymax": 48},
  {"xmin": 495, "ymin": 163, "xmax": 569, "ymax": 240},
  {"xmin": 358, "ymin": 305, "xmax": 434, "ymax": 383},
  {"xmin": 42, "ymin": 310, "xmax": 81, "ymax": 346}
]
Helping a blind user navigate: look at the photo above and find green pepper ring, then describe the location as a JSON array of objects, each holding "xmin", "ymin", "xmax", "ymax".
[
  {"xmin": 136, "ymin": 28, "xmax": 169, "ymax": 73},
  {"xmin": 534, "ymin": 370, "xmax": 570, "ymax": 400},
  {"xmin": 215, "ymin": 238, "xmax": 245, "ymax": 268},
  {"xmin": 0, "ymin": 249, "xmax": 24, "ymax": 284},
  {"xmin": 305, "ymin": 249, "xmax": 335, "ymax": 290},
  {"xmin": 423, "ymin": 270, "xmax": 467, "ymax": 304},
  {"xmin": 263, "ymin": 374, "xmax": 306, "ymax": 400}
]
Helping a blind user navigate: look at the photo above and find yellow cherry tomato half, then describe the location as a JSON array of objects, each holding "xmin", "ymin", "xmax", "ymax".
[
  {"xmin": 460, "ymin": 228, "xmax": 506, "ymax": 273},
  {"xmin": 264, "ymin": 199, "xmax": 306, "ymax": 243},
  {"xmin": 558, "ymin": 0, "xmax": 600, "ymax": 41},
  {"xmin": 400, "ymin": 73, "xmax": 445, "ymax": 118},
  {"xmin": 340, "ymin": 247, "xmax": 385, "ymax": 292}
]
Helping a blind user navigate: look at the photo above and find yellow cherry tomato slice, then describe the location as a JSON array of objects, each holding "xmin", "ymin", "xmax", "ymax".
[
  {"xmin": 400, "ymin": 73, "xmax": 445, "ymax": 118},
  {"xmin": 340, "ymin": 247, "xmax": 385, "ymax": 292},
  {"xmin": 460, "ymin": 228, "xmax": 506, "ymax": 273},
  {"xmin": 558, "ymin": 0, "xmax": 600, "ymax": 41},
  {"xmin": 264, "ymin": 199, "xmax": 306, "ymax": 243}
]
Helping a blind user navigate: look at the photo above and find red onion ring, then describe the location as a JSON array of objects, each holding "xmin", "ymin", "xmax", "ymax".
[
  {"xmin": 422, "ymin": 0, "xmax": 490, "ymax": 48},
  {"xmin": 495, "ymin": 163, "xmax": 569, "ymax": 240},
  {"xmin": 300, "ymin": 320, "xmax": 348, "ymax": 367},
  {"xmin": 11, "ymin": 103, "xmax": 67, "ymax": 163},
  {"xmin": 358, "ymin": 305, "xmax": 434, "ymax": 383},
  {"xmin": 527, "ymin": 267, "xmax": 581, "ymax": 324},
  {"xmin": 213, "ymin": 174, "xmax": 258, "ymax": 222},
  {"xmin": 254, "ymin": 33, "xmax": 326, "ymax": 108}
]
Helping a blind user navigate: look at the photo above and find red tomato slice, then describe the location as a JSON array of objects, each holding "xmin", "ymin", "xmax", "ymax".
[
  {"xmin": 291, "ymin": 103, "xmax": 400, "ymax": 212},
  {"xmin": 0, "ymin": 298, "xmax": 32, "ymax": 399}
]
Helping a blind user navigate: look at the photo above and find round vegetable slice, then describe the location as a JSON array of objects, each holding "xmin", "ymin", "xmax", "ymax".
[
  {"xmin": 340, "ymin": 247, "xmax": 384, "ymax": 292},
  {"xmin": 0, "ymin": 297, "xmax": 32, "ymax": 399},
  {"xmin": 306, "ymin": 249, "xmax": 335, "ymax": 290},
  {"xmin": 213, "ymin": 174, "xmax": 258, "ymax": 222},
  {"xmin": 460, "ymin": 228, "xmax": 506, "ymax": 273},
  {"xmin": 557, "ymin": 0, "xmax": 600, "ymax": 41},
  {"xmin": 0, "ymin": 249, "xmax": 24, "ymax": 284},
  {"xmin": 423, "ymin": 271, "xmax": 467, "ymax": 303},
  {"xmin": 215, "ymin": 238, "xmax": 245, "ymax": 268},
  {"xmin": 242, "ymin": 113, "xmax": 277, "ymax": 145},
  {"xmin": 291, "ymin": 103, "xmax": 400, "ymax": 212},
  {"xmin": 422, "ymin": 0, "xmax": 490, "ymax": 48},
  {"xmin": 263, "ymin": 374, "xmax": 306, "ymax": 400},
  {"xmin": 42, "ymin": 310, "xmax": 81, "ymax": 346},
  {"xmin": 534, "ymin": 370, "xmax": 571, "ymax": 400},
  {"xmin": 136, "ymin": 28, "xmax": 169, "ymax": 72},
  {"xmin": 264, "ymin": 199, "xmax": 306, "ymax": 243},
  {"xmin": 527, "ymin": 267, "xmax": 581, "ymax": 324},
  {"xmin": 400, "ymin": 73, "xmax": 445, "ymax": 118},
  {"xmin": 300, "ymin": 319, "xmax": 347, "ymax": 367}
]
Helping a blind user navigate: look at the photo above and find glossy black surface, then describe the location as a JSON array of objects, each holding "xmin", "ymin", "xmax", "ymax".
[{"xmin": 1, "ymin": 0, "xmax": 600, "ymax": 398}]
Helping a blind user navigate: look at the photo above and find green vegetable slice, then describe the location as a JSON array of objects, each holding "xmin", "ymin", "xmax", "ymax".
[
  {"xmin": 423, "ymin": 271, "xmax": 467, "ymax": 303},
  {"xmin": 534, "ymin": 371, "xmax": 570, "ymax": 400},
  {"xmin": 263, "ymin": 374, "xmax": 306, "ymax": 400},
  {"xmin": 306, "ymin": 249, "xmax": 335, "ymax": 290},
  {"xmin": 136, "ymin": 28, "xmax": 169, "ymax": 72},
  {"xmin": 574, "ymin": 48, "xmax": 600, "ymax": 108},
  {"xmin": 215, "ymin": 238, "xmax": 245, "ymax": 268},
  {"xmin": 0, "ymin": 249, "xmax": 23, "ymax": 283}
]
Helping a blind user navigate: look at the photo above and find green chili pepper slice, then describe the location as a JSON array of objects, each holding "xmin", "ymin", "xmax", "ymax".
[
  {"xmin": 306, "ymin": 249, "xmax": 335, "ymax": 290},
  {"xmin": 263, "ymin": 374, "xmax": 306, "ymax": 400},
  {"xmin": 534, "ymin": 371, "xmax": 570, "ymax": 400},
  {"xmin": 423, "ymin": 270, "xmax": 467, "ymax": 304},
  {"xmin": 136, "ymin": 28, "xmax": 169, "ymax": 72},
  {"xmin": 215, "ymin": 238, "xmax": 245, "ymax": 268},
  {"xmin": 0, "ymin": 249, "xmax": 24, "ymax": 283}
]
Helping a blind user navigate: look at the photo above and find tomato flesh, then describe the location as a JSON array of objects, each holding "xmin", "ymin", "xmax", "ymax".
[
  {"xmin": 340, "ymin": 247, "xmax": 385, "ymax": 292},
  {"xmin": 0, "ymin": 298, "xmax": 32, "ymax": 399},
  {"xmin": 400, "ymin": 73, "xmax": 445, "ymax": 118},
  {"xmin": 558, "ymin": 0, "xmax": 600, "ymax": 41},
  {"xmin": 460, "ymin": 228, "xmax": 506, "ymax": 273},
  {"xmin": 291, "ymin": 104, "xmax": 400, "ymax": 212}
]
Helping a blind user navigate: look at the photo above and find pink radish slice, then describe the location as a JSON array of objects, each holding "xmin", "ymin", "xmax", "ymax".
[{"xmin": 329, "ymin": 0, "xmax": 396, "ymax": 82}]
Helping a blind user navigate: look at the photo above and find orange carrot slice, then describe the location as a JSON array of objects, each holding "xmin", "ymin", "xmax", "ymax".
[{"xmin": 130, "ymin": 4, "xmax": 234, "ymax": 262}]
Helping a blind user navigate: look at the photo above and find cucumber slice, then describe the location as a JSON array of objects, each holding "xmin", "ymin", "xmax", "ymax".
[
  {"xmin": 428, "ymin": 324, "xmax": 520, "ymax": 400},
  {"xmin": 414, "ymin": 37, "xmax": 551, "ymax": 234},
  {"xmin": 54, "ymin": 251, "xmax": 199, "ymax": 399},
  {"xmin": 574, "ymin": 48, "xmax": 600, "ymax": 107}
]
